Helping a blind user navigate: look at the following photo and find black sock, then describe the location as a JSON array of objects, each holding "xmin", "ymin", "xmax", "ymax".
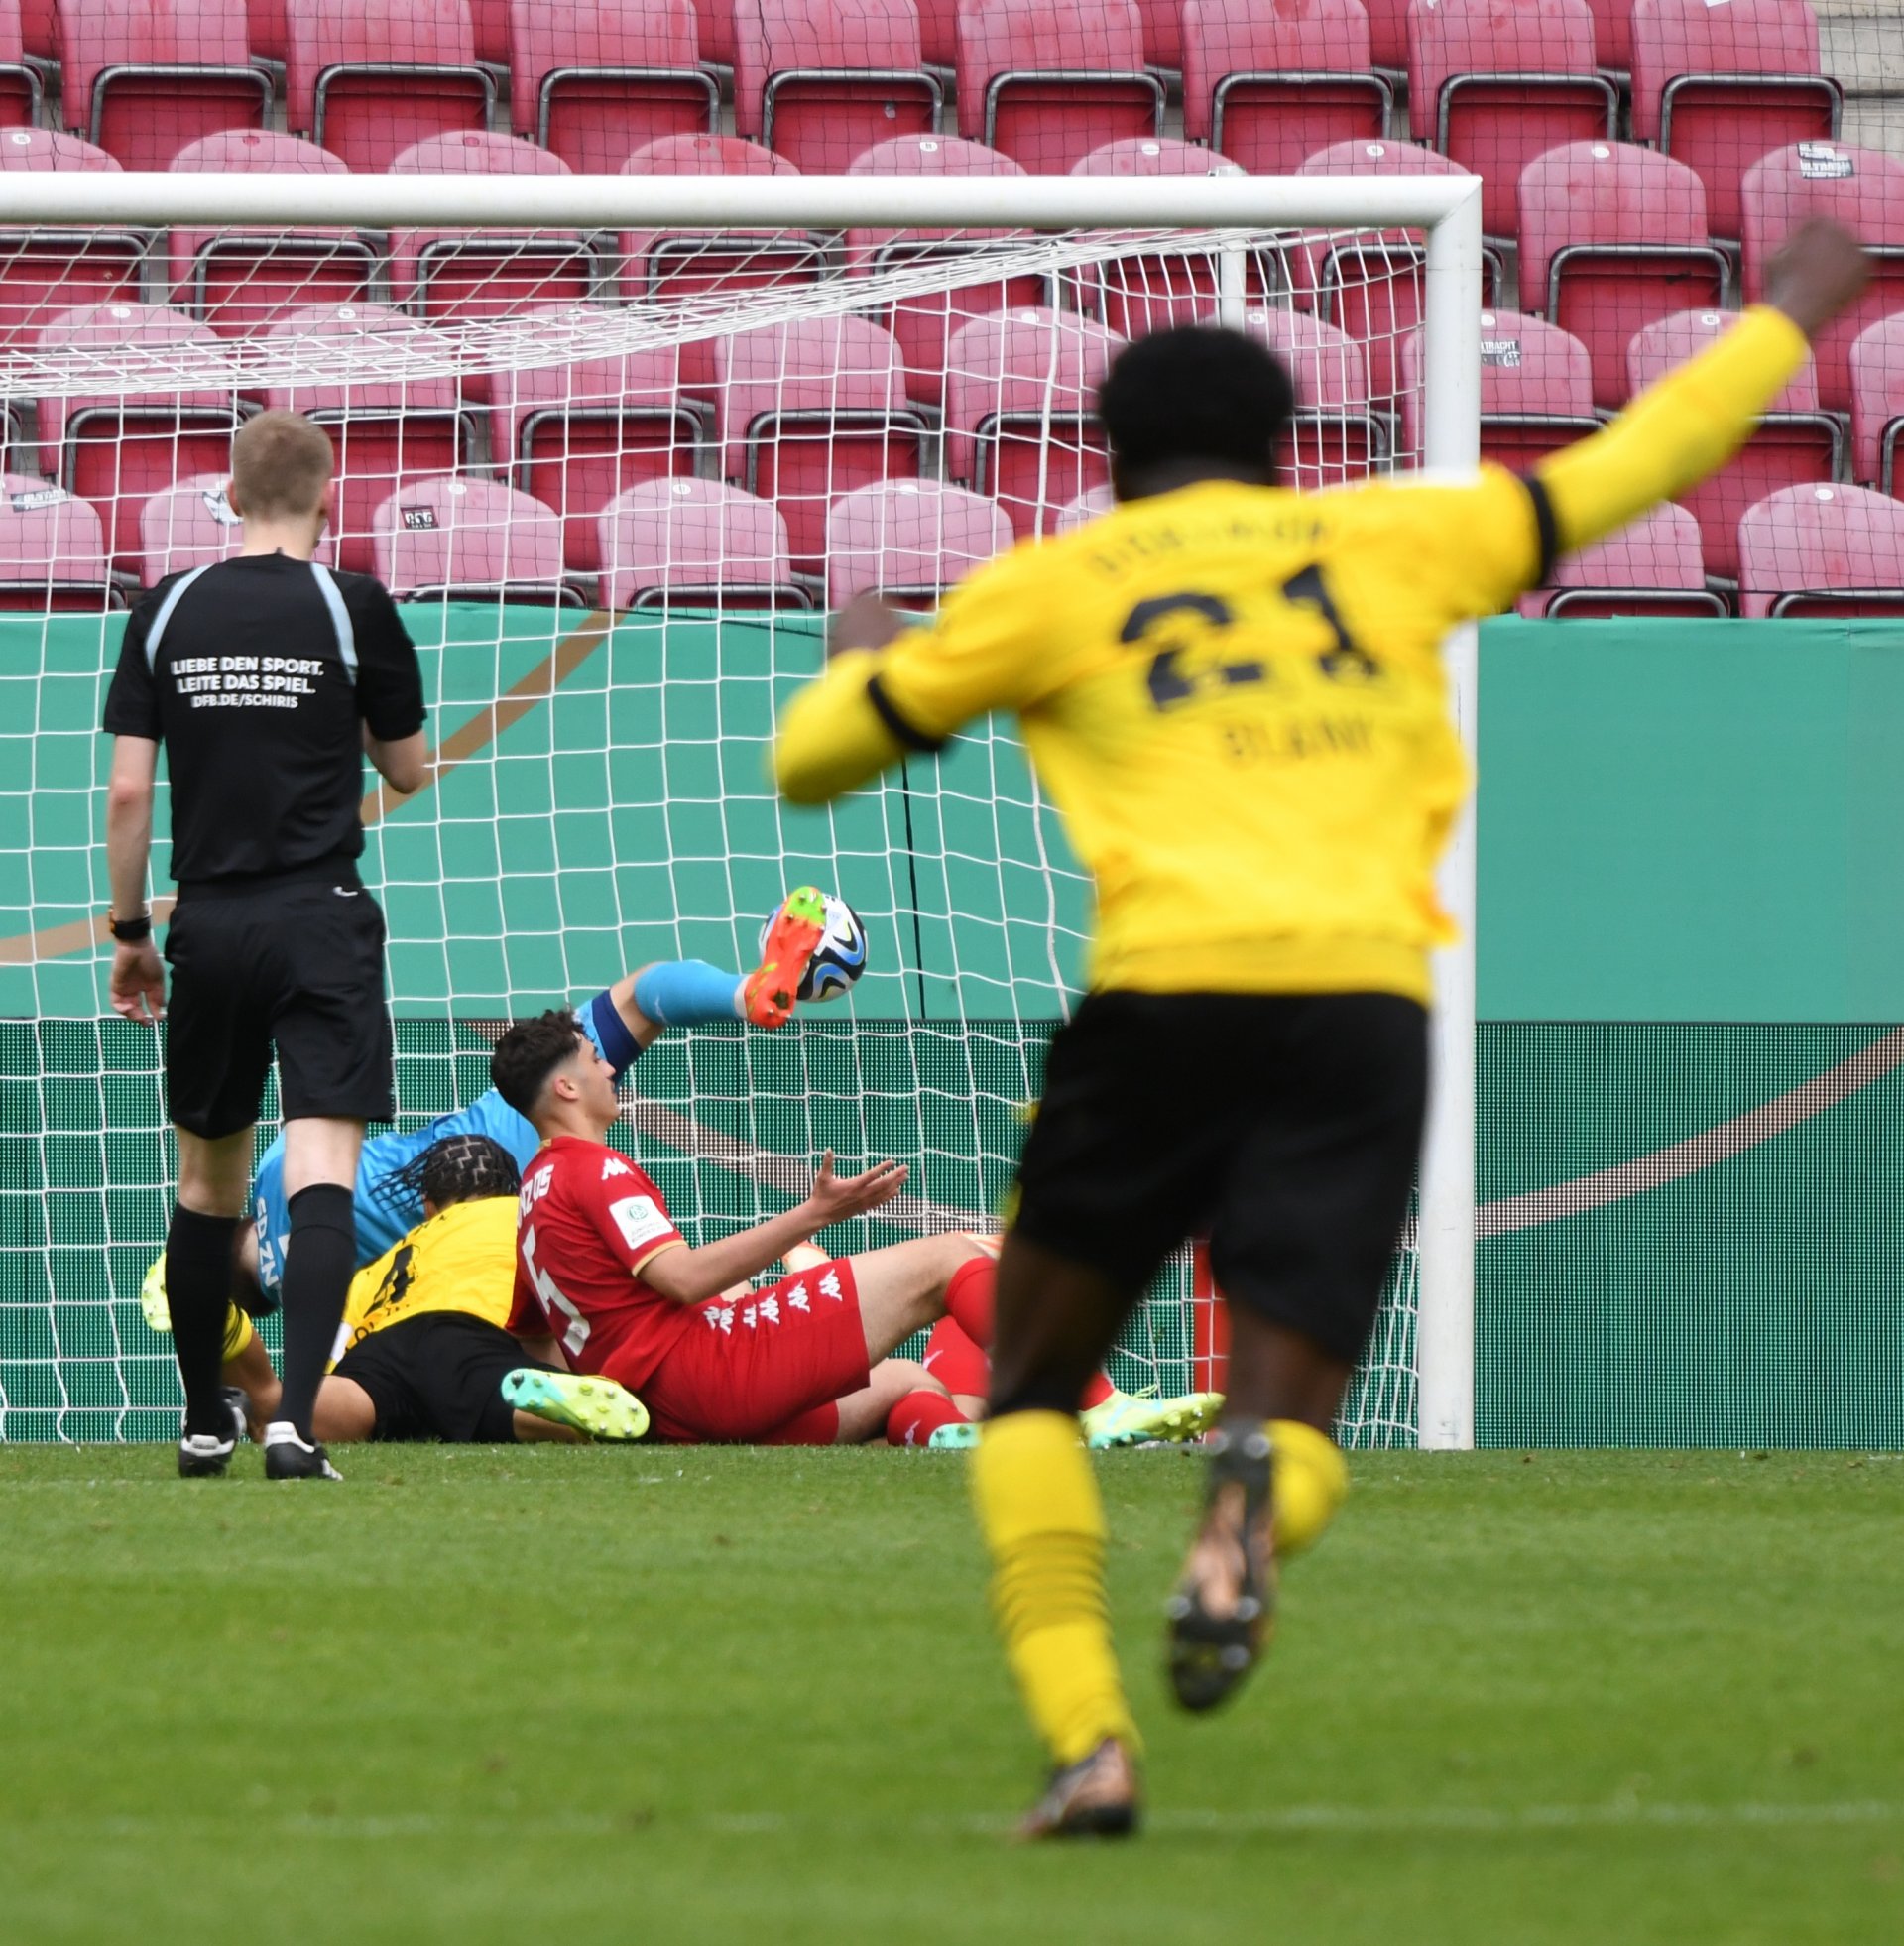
[
  {"xmin": 277, "ymin": 1183, "xmax": 356, "ymax": 1442},
  {"xmin": 168, "ymin": 1205, "xmax": 240, "ymax": 1439}
]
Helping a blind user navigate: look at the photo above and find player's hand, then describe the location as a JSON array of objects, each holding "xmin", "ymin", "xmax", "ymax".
[
  {"xmin": 803, "ymin": 1150, "xmax": 909, "ymax": 1225},
  {"xmin": 109, "ymin": 940, "xmax": 166, "ymax": 1023},
  {"xmin": 827, "ymin": 592, "xmax": 912, "ymax": 661},
  {"xmin": 1765, "ymin": 219, "xmax": 1870, "ymax": 339}
]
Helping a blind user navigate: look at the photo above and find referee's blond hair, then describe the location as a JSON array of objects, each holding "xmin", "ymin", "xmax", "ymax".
[{"xmin": 229, "ymin": 411, "xmax": 334, "ymax": 521}]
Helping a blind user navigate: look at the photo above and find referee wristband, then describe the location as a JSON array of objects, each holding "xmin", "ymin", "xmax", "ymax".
[{"xmin": 108, "ymin": 913, "xmax": 152, "ymax": 944}]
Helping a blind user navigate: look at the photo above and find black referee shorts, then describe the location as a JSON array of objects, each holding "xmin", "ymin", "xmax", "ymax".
[
  {"xmin": 164, "ymin": 876, "xmax": 395, "ymax": 1140},
  {"xmin": 1011, "ymin": 991, "xmax": 1428, "ymax": 1365},
  {"xmin": 332, "ymin": 1312, "xmax": 554, "ymax": 1444}
]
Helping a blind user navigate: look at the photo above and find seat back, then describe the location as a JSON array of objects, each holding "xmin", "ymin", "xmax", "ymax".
[
  {"xmin": 373, "ymin": 475, "xmax": 570, "ymax": 599},
  {"xmin": 1182, "ymin": 0, "xmax": 1384, "ymax": 172},
  {"xmin": 1738, "ymin": 482, "xmax": 1904, "ymax": 618},
  {"xmin": 0, "ymin": 140, "xmax": 141, "ymax": 346},
  {"xmin": 506, "ymin": 0, "xmax": 715, "ymax": 173},
  {"xmin": 1070, "ymin": 137, "xmax": 1246, "ymax": 334},
  {"xmin": 825, "ymin": 479, "xmax": 1012, "ymax": 604},
  {"xmin": 0, "ymin": 474, "xmax": 117, "ymax": 609},
  {"xmin": 1401, "ymin": 305, "xmax": 1596, "ymax": 468},
  {"xmin": 737, "ymin": 0, "xmax": 935, "ymax": 171},
  {"xmin": 1244, "ymin": 307, "xmax": 1384, "ymax": 485},
  {"xmin": 60, "ymin": 0, "xmax": 266, "ymax": 170},
  {"xmin": 1055, "ymin": 484, "xmax": 1116, "ymax": 532},
  {"xmin": 1850, "ymin": 314, "xmax": 1904, "ymax": 493},
  {"xmin": 600, "ymin": 478, "xmax": 801, "ymax": 609},
  {"xmin": 1525, "ymin": 502, "xmax": 1719, "ymax": 616},
  {"xmin": 141, "ymin": 472, "xmax": 338, "ymax": 582},
  {"xmin": 1741, "ymin": 143, "xmax": 1904, "ymax": 414},
  {"xmin": 0, "ymin": 128, "xmax": 118, "ymax": 171}
]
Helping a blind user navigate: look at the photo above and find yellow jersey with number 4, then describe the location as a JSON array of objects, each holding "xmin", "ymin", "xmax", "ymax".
[{"xmin": 338, "ymin": 1195, "xmax": 518, "ymax": 1356}]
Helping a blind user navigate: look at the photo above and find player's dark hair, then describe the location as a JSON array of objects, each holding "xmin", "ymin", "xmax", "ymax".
[
  {"xmin": 390, "ymin": 1134, "xmax": 521, "ymax": 1213},
  {"xmin": 490, "ymin": 1008, "xmax": 588, "ymax": 1118},
  {"xmin": 1096, "ymin": 325, "xmax": 1296, "ymax": 495}
]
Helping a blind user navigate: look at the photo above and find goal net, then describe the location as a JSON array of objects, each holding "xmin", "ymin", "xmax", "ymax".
[{"xmin": 0, "ymin": 169, "xmax": 1480, "ymax": 1446}]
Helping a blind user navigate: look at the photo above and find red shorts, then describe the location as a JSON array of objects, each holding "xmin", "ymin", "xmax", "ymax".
[{"xmin": 614, "ymin": 1258, "xmax": 871, "ymax": 1445}]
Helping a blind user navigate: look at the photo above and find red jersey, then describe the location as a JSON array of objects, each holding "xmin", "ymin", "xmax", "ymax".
[{"xmin": 509, "ymin": 1136, "xmax": 697, "ymax": 1390}]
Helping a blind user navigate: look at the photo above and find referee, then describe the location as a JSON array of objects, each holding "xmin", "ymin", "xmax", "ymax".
[
  {"xmin": 774, "ymin": 221, "xmax": 1872, "ymax": 1833},
  {"xmin": 102, "ymin": 410, "xmax": 426, "ymax": 1482}
]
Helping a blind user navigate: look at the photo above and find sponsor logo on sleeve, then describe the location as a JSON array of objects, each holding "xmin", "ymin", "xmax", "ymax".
[{"xmin": 609, "ymin": 1194, "xmax": 673, "ymax": 1253}]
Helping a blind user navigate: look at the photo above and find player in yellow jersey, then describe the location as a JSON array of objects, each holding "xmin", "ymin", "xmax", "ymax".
[{"xmin": 774, "ymin": 220, "xmax": 1872, "ymax": 1837}]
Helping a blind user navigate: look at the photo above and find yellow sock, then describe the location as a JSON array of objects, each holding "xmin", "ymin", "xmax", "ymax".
[
  {"xmin": 1270, "ymin": 1418, "xmax": 1350, "ymax": 1559},
  {"xmin": 221, "ymin": 1303, "xmax": 255, "ymax": 1364},
  {"xmin": 970, "ymin": 1410, "xmax": 1138, "ymax": 1766}
]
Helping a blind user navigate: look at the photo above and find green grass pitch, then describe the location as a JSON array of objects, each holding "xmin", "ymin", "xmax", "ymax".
[{"xmin": 2, "ymin": 1446, "xmax": 1899, "ymax": 1945}]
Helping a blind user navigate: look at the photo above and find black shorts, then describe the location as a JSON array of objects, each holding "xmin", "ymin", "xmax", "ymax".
[
  {"xmin": 332, "ymin": 1311, "xmax": 552, "ymax": 1444},
  {"xmin": 164, "ymin": 874, "xmax": 394, "ymax": 1140},
  {"xmin": 1012, "ymin": 990, "xmax": 1428, "ymax": 1365}
]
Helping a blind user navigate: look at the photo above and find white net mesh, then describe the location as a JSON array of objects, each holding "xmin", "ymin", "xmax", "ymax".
[{"xmin": 0, "ymin": 209, "xmax": 1435, "ymax": 1443}]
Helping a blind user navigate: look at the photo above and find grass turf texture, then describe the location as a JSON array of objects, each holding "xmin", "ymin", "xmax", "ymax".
[{"xmin": 2, "ymin": 1448, "xmax": 1899, "ymax": 1945}]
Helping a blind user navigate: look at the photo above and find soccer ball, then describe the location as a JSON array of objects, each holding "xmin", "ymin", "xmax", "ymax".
[{"xmin": 771, "ymin": 892, "xmax": 867, "ymax": 1004}]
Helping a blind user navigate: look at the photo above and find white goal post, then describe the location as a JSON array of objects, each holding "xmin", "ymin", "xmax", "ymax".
[{"xmin": 0, "ymin": 169, "xmax": 1482, "ymax": 1448}]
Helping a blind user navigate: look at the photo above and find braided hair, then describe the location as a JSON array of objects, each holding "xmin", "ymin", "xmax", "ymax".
[{"xmin": 388, "ymin": 1133, "xmax": 523, "ymax": 1214}]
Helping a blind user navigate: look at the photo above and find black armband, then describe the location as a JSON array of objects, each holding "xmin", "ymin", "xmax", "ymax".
[
  {"xmin": 1521, "ymin": 474, "xmax": 1561, "ymax": 586},
  {"xmin": 108, "ymin": 912, "xmax": 153, "ymax": 944},
  {"xmin": 865, "ymin": 673, "xmax": 946, "ymax": 754}
]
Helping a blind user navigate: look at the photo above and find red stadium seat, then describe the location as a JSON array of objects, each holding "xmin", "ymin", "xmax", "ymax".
[
  {"xmin": 492, "ymin": 339, "xmax": 706, "ymax": 572},
  {"xmin": 1181, "ymin": 0, "xmax": 1390, "ymax": 179},
  {"xmin": 600, "ymin": 479, "xmax": 811, "ymax": 610},
  {"xmin": 1518, "ymin": 141, "xmax": 1727, "ymax": 409},
  {"xmin": 263, "ymin": 302, "xmax": 479, "ymax": 571},
  {"xmin": 36, "ymin": 304, "xmax": 252, "ymax": 575},
  {"xmin": 713, "ymin": 314, "xmax": 926, "ymax": 573},
  {"xmin": 0, "ymin": 475, "xmax": 120, "ymax": 610},
  {"xmin": 1737, "ymin": 483, "xmax": 1904, "ymax": 618},
  {"xmin": 1741, "ymin": 143, "xmax": 1904, "ymax": 417},
  {"xmin": 388, "ymin": 135, "xmax": 599, "ymax": 322},
  {"xmin": 169, "ymin": 133, "xmax": 377, "ymax": 340},
  {"xmin": 735, "ymin": 0, "xmax": 940, "ymax": 173},
  {"xmin": 1578, "ymin": 0, "xmax": 1629, "ymax": 73},
  {"xmin": 1407, "ymin": 0, "xmax": 1615, "ymax": 239},
  {"xmin": 825, "ymin": 480, "xmax": 1012, "ymax": 605},
  {"xmin": 1630, "ymin": 0, "xmax": 1840, "ymax": 243},
  {"xmin": 957, "ymin": 0, "xmax": 1163, "ymax": 175},
  {"xmin": 1518, "ymin": 504, "xmax": 1725, "ymax": 616},
  {"xmin": 0, "ymin": 130, "xmax": 143, "ymax": 352},
  {"xmin": 284, "ymin": 0, "xmax": 493, "ymax": 175},
  {"xmin": 1402, "ymin": 306, "xmax": 1599, "ymax": 472},
  {"xmin": 1362, "ymin": 0, "xmax": 1410, "ymax": 69},
  {"xmin": 944, "ymin": 305, "xmax": 1125, "ymax": 539},
  {"xmin": 1054, "ymin": 484, "xmax": 1116, "ymax": 532},
  {"xmin": 690, "ymin": 0, "xmax": 739, "ymax": 67},
  {"xmin": 1295, "ymin": 140, "xmax": 1501, "ymax": 402},
  {"xmin": 846, "ymin": 133, "xmax": 1036, "ymax": 410},
  {"xmin": 140, "ymin": 473, "xmax": 340, "ymax": 583},
  {"xmin": 59, "ymin": 0, "xmax": 267, "ymax": 173},
  {"xmin": 0, "ymin": 130, "xmax": 115, "ymax": 172},
  {"xmin": 1626, "ymin": 307, "xmax": 1841, "ymax": 581},
  {"xmin": 23, "ymin": 0, "xmax": 57, "ymax": 60},
  {"xmin": 1245, "ymin": 307, "xmax": 1387, "ymax": 485},
  {"xmin": 0, "ymin": 1, "xmax": 42, "ymax": 134},
  {"xmin": 372, "ymin": 476, "xmax": 580, "ymax": 604},
  {"xmin": 1849, "ymin": 313, "xmax": 1904, "ymax": 495},
  {"xmin": 467, "ymin": 0, "xmax": 508, "ymax": 64},
  {"xmin": 506, "ymin": 0, "xmax": 718, "ymax": 176}
]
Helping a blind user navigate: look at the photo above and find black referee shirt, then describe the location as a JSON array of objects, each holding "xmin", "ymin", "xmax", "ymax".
[{"xmin": 102, "ymin": 554, "xmax": 426, "ymax": 889}]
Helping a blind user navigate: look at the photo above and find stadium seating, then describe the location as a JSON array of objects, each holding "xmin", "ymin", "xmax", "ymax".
[
  {"xmin": 1401, "ymin": 307, "xmax": 1600, "ymax": 472},
  {"xmin": 691, "ymin": 0, "xmax": 740, "ymax": 67},
  {"xmin": 34, "ymin": 303, "xmax": 252, "ymax": 573},
  {"xmin": 1407, "ymin": 0, "xmax": 1616, "ymax": 240},
  {"xmin": 1626, "ymin": 307, "xmax": 1842, "ymax": 581},
  {"xmin": 245, "ymin": 0, "xmax": 286, "ymax": 61},
  {"xmin": 0, "ymin": 475, "xmax": 119, "ymax": 610},
  {"xmin": 734, "ymin": 0, "xmax": 941, "ymax": 174},
  {"xmin": 1518, "ymin": 141, "xmax": 1727, "ymax": 409},
  {"xmin": 825, "ymin": 480, "xmax": 1013, "ymax": 605},
  {"xmin": 713, "ymin": 314, "xmax": 926, "ymax": 572},
  {"xmin": 140, "ymin": 472, "xmax": 341, "ymax": 582},
  {"xmin": 387, "ymin": 135, "xmax": 599, "ymax": 321},
  {"xmin": 1244, "ymin": 308, "xmax": 1386, "ymax": 484},
  {"xmin": 1629, "ymin": 0, "xmax": 1840, "ymax": 243},
  {"xmin": 1518, "ymin": 504, "xmax": 1725, "ymax": 616},
  {"xmin": 285, "ymin": 0, "xmax": 493, "ymax": 175},
  {"xmin": 169, "ymin": 133, "xmax": 376, "ymax": 340},
  {"xmin": 493, "ymin": 341, "xmax": 706, "ymax": 573},
  {"xmin": 1181, "ymin": 0, "xmax": 1390, "ymax": 179},
  {"xmin": 262, "ymin": 302, "xmax": 479, "ymax": 571},
  {"xmin": 846, "ymin": 133, "xmax": 1037, "ymax": 409},
  {"xmin": 1363, "ymin": 0, "xmax": 1411, "ymax": 70},
  {"xmin": 944, "ymin": 304, "xmax": 1124, "ymax": 538},
  {"xmin": 372, "ymin": 476, "xmax": 581, "ymax": 605},
  {"xmin": 0, "ymin": 3, "xmax": 39, "ymax": 134},
  {"xmin": 1849, "ymin": 313, "xmax": 1904, "ymax": 495},
  {"xmin": 1737, "ymin": 483, "xmax": 1904, "ymax": 617},
  {"xmin": 599, "ymin": 478, "xmax": 811, "ymax": 610},
  {"xmin": 58, "ymin": 0, "xmax": 268, "ymax": 173},
  {"xmin": 507, "ymin": 0, "xmax": 718, "ymax": 175},
  {"xmin": 1578, "ymin": 0, "xmax": 1630, "ymax": 73},
  {"xmin": 1295, "ymin": 140, "xmax": 1501, "ymax": 402},
  {"xmin": 0, "ymin": 130, "xmax": 145, "ymax": 352},
  {"xmin": 1741, "ymin": 142, "xmax": 1904, "ymax": 416},
  {"xmin": 1055, "ymin": 484, "xmax": 1115, "ymax": 531},
  {"xmin": 956, "ymin": 0, "xmax": 1163, "ymax": 174}
]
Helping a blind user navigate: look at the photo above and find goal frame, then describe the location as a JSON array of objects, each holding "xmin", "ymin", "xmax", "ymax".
[{"xmin": 3, "ymin": 168, "xmax": 1485, "ymax": 1449}]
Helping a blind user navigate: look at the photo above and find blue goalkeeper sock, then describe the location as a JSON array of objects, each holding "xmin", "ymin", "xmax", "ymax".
[{"xmin": 630, "ymin": 960, "xmax": 747, "ymax": 1031}]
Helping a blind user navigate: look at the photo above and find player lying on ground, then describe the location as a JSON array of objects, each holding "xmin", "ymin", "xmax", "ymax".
[{"xmin": 773, "ymin": 222, "xmax": 1873, "ymax": 1833}]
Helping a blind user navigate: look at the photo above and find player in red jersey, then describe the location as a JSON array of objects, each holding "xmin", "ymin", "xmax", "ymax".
[{"xmin": 490, "ymin": 1011, "xmax": 994, "ymax": 1445}]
